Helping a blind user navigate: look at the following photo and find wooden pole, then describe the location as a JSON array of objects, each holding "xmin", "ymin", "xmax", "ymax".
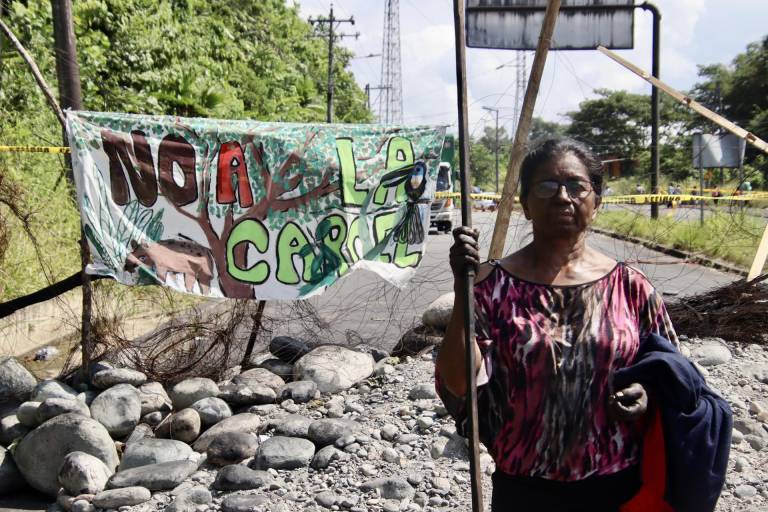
[
  {"xmin": 51, "ymin": 0, "xmax": 92, "ymax": 377},
  {"xmin": 0, "ymin": 17, "xmax": 66, "ymax": 129},
  {"xmin": 597, "ymin": 46, "xmax": 768, "ymax": 156},
  {"xmin": 452, "ymin": 1, "xmax": 483, "ymax": 511},
  {"xmin": 748, "ymin": 224, "xmax": 768, "ymax": 282},
  {"xmin": 488, "ymin": 0, "xmax": 562, "ymax": 261}
]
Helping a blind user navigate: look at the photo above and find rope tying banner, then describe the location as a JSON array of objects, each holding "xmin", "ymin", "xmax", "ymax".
[{"xmin": 0, "ymin": 145, "xmax": 70, "ymax": 154}]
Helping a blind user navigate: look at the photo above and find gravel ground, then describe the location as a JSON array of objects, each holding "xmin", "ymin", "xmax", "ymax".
[{"xmin": 105, "ymin": 334, "xmax": 768, "ymax": 512}]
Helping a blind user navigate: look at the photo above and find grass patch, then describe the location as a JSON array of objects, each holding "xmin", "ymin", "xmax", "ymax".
[{"xmin": 593, "ymin": 208, "xmax": 766, "ymax": 269}]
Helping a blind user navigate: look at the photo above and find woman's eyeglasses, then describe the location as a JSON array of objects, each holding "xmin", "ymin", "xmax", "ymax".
[{"xmin": 532, "ymin": 179, "xmax": 593, "ymax": 199}]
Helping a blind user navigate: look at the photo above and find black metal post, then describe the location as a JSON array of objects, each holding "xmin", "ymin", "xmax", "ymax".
[
  {"xmin": 640, "ymin": 2, "xmax": 661, "ymax": 219},
  {"xmin": 452, "ymin": 1, "xmax": 483, "ymax": 511}
]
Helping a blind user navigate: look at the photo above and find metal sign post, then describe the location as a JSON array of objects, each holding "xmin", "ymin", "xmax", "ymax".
[{"xmin": 452, "ymin": 1, "xmax": 484, "ymax": 510}]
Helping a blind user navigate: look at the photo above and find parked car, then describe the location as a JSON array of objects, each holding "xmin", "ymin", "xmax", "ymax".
[
  {"xmin": 473, "ymin": 190, "xmax": 497, "ymax": 211},
  {"xmin": 430, "ymin": 163, "xmax": 456, "ymax": 233}
]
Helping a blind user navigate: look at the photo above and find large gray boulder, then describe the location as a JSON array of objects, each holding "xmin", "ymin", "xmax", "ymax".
[
  {"xmin": 361, "ymin": 477, "xmax": 415, "ymax": 500},
  {"xmin": 0, "ymin": 414, "xmax": 30, "ymax": 446},
  {"xmin": 14, "ymin": 414, "xmax": 119, "ymax": 496},
  {"xmin": 36, "ymin": 397, "xmax": 91, "ymax": 423},
  {"xmin": 16, "ymin": 401, "xmax": 41, "ymax": 428},
  {"xmin": 107, "ymin": 460, "xmax": 198, "ymax": 491},
  {"xmin": 206, "ymin": 432, "xmax": 259, "ymax": 466},
  {"xmin": 293, "ymin": 346, "xmax": 374, "ymax": 393},
  {"xmin": 691, "ymin": 339, "xmax": 732, "ymax": 367},
  {"xmin": 137, "ymin": 382, "xmax": 172, "ymax": 416},
  {"xmin": 278, "ymin": 380, "xmax": 318, "ymax": 404},
  {"xmin": 421, "ymin": 292, "xmax": 454, "ymax": 330},
  {"xmin": 212, "ymin": 465, "xmax": 274, "ymax": 491},
  {"xmin": 250, "ymin": 436, "xmax": 314, "ymax": 470},
  {"xmin": 90, "ymin": 384, "xmax": 141, "ymax": 438},
  {"xmin": 92, "ymin": 487, "xmax": 151, "ymax": 508},
  {"xmin": 30, "ymin": 380, "xmax": 77, "ymax": 403},
  {"xmin": 189, "ymin": 397, "xmax": 231, "ymax": 428},
  {"xmin": 169, "ymin": 378, "xmax": 219, "ymax": 410},
  {"xmin": 232, "ymin": 368, "xmax": 284, "ymax": 393},
  {"xmin": 269, "ymin": 336, "xmax": 311, "ymax": 363},
  {"xmin": 0, "ymin": 357, "xmax": 37, "ymax": 403},
  {"xmin": 271, "ymin": 414, "xmax": 314, "ymax": 438},
  {"xmin": 0, "ymin": 445, "xmax": 25, "ymax": 495},
  {"xmin": 119, "ymin": 438, "xmax": 194, "ymax": 471},
  {"xmin": 257, "ymin": 358, "xmax": 294, "ymax": 382},
  {"xmin": 92, "ymin": 369, "xmax": 147, "ymax": 390},
  {"xmin": 153, "ymin": 408, "xmax": 200, "ymax": 443},
  {"xmin": 58, "ymin": 451, "xmax": 113, "ymax": 495},
  {"xmin": 218, "ymin": 383, "xmax": 275, "ymax": 406},
  {"xmin": 192, "ymin": 413, "xmax": 261, "ymax": 453},
  {"xmin": 307, "ymin": 418, "xmax": 361, "ymax": 447}
]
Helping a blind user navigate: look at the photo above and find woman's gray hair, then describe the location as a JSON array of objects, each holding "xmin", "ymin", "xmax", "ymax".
[{"xmin": 519, "ymin": 137, "xmax": 603, "ymax": 199}]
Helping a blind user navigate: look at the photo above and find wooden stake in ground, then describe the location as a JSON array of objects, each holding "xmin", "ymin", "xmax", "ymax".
[
  {"xmin": 597, "ymin": 46, "xmax": 768, "ymax": 156},
  {"xmin": 488, "ymin": 0, "xmax": 562, "ymax": 261},
  {"xmin": 452, "ymin": 0, "xmax": 483, "ymax": 510},
  {"xmin": 748, "ymin": 224, "xmax": 768, "ymax": 282},
  {"xmin": 50, "ymin": 0, "xmax": 93, "ymax": 376}
]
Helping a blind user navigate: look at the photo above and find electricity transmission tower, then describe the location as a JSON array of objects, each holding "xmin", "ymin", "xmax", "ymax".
[
  {"xmin": 513, "ymin": 51, "xmax": 527, "ymax": 134},
  {"xmin": 379, "ymin": 0, "xmax": 403, "ymax": 124}
]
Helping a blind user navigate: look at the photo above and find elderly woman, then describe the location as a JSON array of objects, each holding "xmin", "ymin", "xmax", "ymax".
[{"xmin": 435, "ymin": 138, "xmax": 678, "ymax": 511}]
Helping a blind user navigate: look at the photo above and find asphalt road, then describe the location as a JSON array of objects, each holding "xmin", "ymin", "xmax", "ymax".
[{"xmin": 259, "ymin": 210, "xmax": 738, "ymax": 352}]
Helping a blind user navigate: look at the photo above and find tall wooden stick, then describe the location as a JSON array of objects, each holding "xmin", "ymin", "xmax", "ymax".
[
  {"xmin": 0, "ymin": 17, "xmax": 66, "ymax": 129},
  {"xmin": 50, "ymin": 0, "xmax": 92, "ymax": 377},
  {"xmin": 488, "ymin": 0, "xmax": 562, "ymax": 261},
  {"xmin": 452, "ymin": 1, "xmax": 483, "ymax": 510}
]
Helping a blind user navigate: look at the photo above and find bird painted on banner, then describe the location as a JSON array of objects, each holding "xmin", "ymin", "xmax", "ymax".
[{"xmin": 380, "ymin": 160, "xmax": 429, "ymax": 245}]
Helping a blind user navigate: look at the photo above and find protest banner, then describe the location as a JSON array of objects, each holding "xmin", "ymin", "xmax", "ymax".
[{"xmin": 66, "ymin": 111, "xmax": 446, "ymax": 299}]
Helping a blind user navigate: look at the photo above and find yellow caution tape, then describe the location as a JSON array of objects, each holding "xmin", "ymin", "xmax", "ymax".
[
  {"xmin": 434, "ymin": 191, "xmax": 768, "ymax": 204},
  {"xmin": 0, "ymin": 145, "xmax": 70, "ymax": 154}
]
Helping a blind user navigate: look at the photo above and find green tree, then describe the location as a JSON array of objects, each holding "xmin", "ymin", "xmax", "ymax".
[{"xmin": 529, "ymin": 117, "xmax": 565, "ymax": 142}]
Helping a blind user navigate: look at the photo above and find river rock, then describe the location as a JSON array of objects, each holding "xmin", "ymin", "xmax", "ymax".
[
  {"xmin": 170, "ymin": 378, "xmax": 219, "ymax": 410},
  {"xmin": 308, "ymin": 418, "xmax": 361, "ymax": 447},
  {"xmin": 691, "ymin": 339, "xmax": 732, "ymax": 367},
  {"xmin": 141, "ymin": 411, "xmax": 166, "ymax": 427},
  {"xmin": 0, "ymin": 414, "xmax": 30, "ymax": 445},
  {"xmin": 125, "ymin": 423, "xmax": 154, "ymax": 445},
  {"xmin": 0, "ymin": 357, "xmax": 37, "ymax": 403},
  {"xmin": 218, "ymin": 383, "xmax": 276, "ymax": 406},
  {"xmin": 0, "ymin": 445, "xmax": 24, "ymax": 495},
  {"xmin": 14, "ymin": 414, "xmax": 119, "ymax": 496},
  {"xmin": 58, "ymin": 451, "xmax": 113, "ymax": 495},
  {"xmin": 212, "ymin": 464, "xmax": 274, "ymax": 491},
  {"xmin": 221, "ymin": 494, "xmax": 268, "ymax": 512},
  {"xmin": 37, "ymin": 397, "xmax": 91, "ymax": 423},
  {"xmin": 206, "ymin": 431, "xmax": 259, "ymax": 466},
  {"xmin": 233, "ymin": 368, "xmax": 285, "ymax": 392},
  {"xmin": 189, "ymin": 397, "xmax": 231, "ymax": 428},
  {"xmin": 258, "ymin": 358, "xmax": 294, "ymax": 382},
  {"xmin": 92, "ymin": 369, "xmax": 147, "ymax": 390},
  {"xmin": 408, "ymin": 383, "xmax": 437, "ymax": 400},
  {"xmin": 294, "ymin": 346, "xmax": 374, "ymax": 393},
  {"xmin": 137, "ymin": 382, "xmax": 171, "ymax": 416},
  {"xmin": 92, "ymin": 487, "xmax": 151, "ymax": 508},
  {"xmin": 311, "ymin": 445, "xmax": 345, "ymax": 470},
  {"xmin": 269, "ymin": 336, "xmax": 311, "ymax": 363},
  {"xmin": 119, "ymin": 438, "xmax": 194, "ymax": 471},
  {"xmin": 422, "ymin": 292, "xmax": 454, "ymax": 330},
  {"xmin": 31, "ymin": 380, "xmax": 78, "ymax": 402},
  {"xmin": 250, "ymin": 436, "xmax": 315, "ymax": 470},
  {"xmin": 278, "ymin": 380, "xmax": 318, "ymax": 404},
  {"xmin": 361, "ymin": 477, "xmax": 415, "ymax": 500},
  {"xmin": 192, "ymin": 413, "xmax": 261, "ymax": 452},
  {"xmin": 16, "ymin": 401, "xmax": 41, "ymax": 427},
  {"xmin": 107, "ymin": 460, "xmax": 198, "ymax": 491},
  {"xmin": 89, "ymin": 384, "xmax": 141, "ymax": 438},
  {"xmin": 153, "ymin": 408, "xmax": 200, "ymax": 443},
  {"xmin": 272, "ymin": 414, "xmax": 314, "ymax": 438}
]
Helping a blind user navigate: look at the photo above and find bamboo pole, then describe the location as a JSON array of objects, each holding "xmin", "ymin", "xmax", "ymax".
[
  {"xmin": 488, "ymin": 0, "xmax": 562, "ymax": 261},
  {"xmin": 597, "ymin": 46, "xmax": 768, "ymax": 155}
]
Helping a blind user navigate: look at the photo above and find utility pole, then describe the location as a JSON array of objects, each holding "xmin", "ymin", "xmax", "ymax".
[
  {"xmin": 309, "ymin": 5, "xmax": 358, "ymax": 123},
  {"xmin": 51, "ymin": 0, "xmax": 92, "ymax": 376},
  {"xmin": 482, "ymin": 106, "xmax": 500, "ymax": 193}
]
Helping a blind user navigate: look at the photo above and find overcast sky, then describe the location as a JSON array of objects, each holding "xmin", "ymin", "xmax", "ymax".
[{"xmin": 296, "ymin": 0, "xmax": 767, "ymax": 136}]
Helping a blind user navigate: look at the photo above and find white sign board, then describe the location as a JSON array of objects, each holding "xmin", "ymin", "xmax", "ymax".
[
  {"xmin": 466, "ymin": 0, "xmax": 635, "ymax": 50},
  {"xmin": 692, "ymin": 133, "xmax": 746, "ymax": 169}
]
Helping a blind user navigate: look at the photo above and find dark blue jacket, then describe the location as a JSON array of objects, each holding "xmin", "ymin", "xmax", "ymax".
[{"xmin": 614, "ymin": 333, "xmax": 732, "ymax": 512}]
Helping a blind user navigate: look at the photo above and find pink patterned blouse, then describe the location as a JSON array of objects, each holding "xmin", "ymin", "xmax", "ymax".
[{"xmin": 436, "ymin": 262, "xmax": 677, "ymax": 481}]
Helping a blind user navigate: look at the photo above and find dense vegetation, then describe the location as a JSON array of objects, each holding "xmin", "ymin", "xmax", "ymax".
[
  {"xmin": 469, "ymin": 36, "xmax": 768, "ymax": 192},
  {"xmin": 0, "ymin": 0, "xmax": 372, "ymax": 299}
]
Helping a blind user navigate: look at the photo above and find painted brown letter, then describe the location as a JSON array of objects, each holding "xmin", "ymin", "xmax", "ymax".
[
  {"xmin": 101, "ymin": 129, "xmax": 158, "ymax": 207},
  {"xmin": 158, "ymin": 134, "xmax": 198, "ymax": 206}
]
